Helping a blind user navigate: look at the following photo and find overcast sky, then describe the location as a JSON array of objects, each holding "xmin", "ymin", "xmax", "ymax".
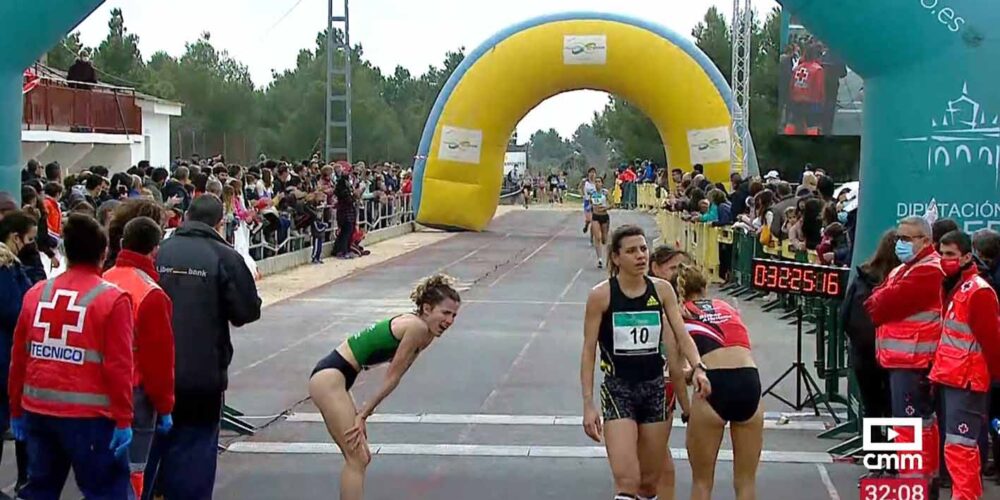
[{"xmin": 74, "ymin": 0, "xmax": 778, "ymax": 139}]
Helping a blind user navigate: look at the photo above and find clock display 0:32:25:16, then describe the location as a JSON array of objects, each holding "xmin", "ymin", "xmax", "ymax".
[{"xmin": 750, "ymin": 259, "xmax": 847, "ymax": 299}]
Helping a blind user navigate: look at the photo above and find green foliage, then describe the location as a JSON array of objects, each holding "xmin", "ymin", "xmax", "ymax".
[
  {"xmin": 93, "ymin": 8, "xmax": 147, "ymax": 88},
  {"xmin": 45, "ymin": 32, "xmax": 82, "ymax": 72},
  {"xmin": 47, "ymin": 6, "xmax": 858, "ymax": 177},
  {"xmin": 581, "ymin": 5, "xmax": 859, "ymax": 182}
]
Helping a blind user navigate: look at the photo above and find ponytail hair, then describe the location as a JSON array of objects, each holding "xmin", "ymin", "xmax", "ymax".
[
  {"xmin": 411, "ymin": 273, "xmax": 461, "ymax": 313},
  {"xmin": 675, "ymin": 264, "xmax": 707, "ymax": 301}
]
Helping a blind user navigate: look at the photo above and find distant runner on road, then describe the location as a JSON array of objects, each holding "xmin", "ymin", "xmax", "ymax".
[{"xmin": 308, "ymin": 274, "xmax": 461, "ymax": 500}]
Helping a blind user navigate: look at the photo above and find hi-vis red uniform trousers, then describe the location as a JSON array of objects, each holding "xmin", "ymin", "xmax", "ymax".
[{"xmin": 930, "ymin": 274, "xmax": 996, "ymax": 500}]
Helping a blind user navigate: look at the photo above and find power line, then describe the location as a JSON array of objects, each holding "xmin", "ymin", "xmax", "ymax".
[{"xmin": 262, "ymin": 0, "xmax": 307, "ymax": 37}]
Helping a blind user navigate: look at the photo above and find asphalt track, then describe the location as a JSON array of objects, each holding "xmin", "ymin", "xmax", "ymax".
[{"xmin": 3, "ymin": 208, "xmax": 997, "ymax": 499}]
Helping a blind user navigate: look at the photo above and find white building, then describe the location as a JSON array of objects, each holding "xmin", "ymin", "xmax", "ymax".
[{"xmin": 21, "ymin": 70, "xmax": 182, "ymax": 174}]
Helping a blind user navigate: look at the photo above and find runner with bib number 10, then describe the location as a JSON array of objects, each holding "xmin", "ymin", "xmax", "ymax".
[{"xmin": 581, "ymin": 224, "xmax": 712, "ymax": 500}]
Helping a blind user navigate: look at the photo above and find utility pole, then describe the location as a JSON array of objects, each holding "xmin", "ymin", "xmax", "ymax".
[
  {"xmin": 730, "ymin": 0, "xmax": 753, "ymax": 176},
  {"xmin": 325, "ymin": 0, "xmax": 352, "ymax": 163}
]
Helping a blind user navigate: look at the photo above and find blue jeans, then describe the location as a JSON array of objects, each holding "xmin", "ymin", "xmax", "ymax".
[
  {"xmin": 142, "ymin": 422, "xmax": 219, "ymax": 500},
  {"xmin": 21, "ymin": 412, "xmax": 130, "ymax": 500}
]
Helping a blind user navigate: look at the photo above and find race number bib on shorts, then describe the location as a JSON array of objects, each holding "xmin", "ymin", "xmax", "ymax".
[{"xmin": 612, "ymin": 311, "xmax": 661, "ymax": 356}]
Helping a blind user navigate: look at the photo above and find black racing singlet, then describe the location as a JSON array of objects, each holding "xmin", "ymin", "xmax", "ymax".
[{"xmin": 598, "ymin": 276, "xmax": 665, "ymax": 381}]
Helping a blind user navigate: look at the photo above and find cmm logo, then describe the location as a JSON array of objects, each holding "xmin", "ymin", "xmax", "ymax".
[
  {"xmin": 862, "ymin": 418, "xmax": 924, "ymax": 472},
  {"xmin": 899, "ymin": 82, "xmax": 1000, "ymax": 187}
]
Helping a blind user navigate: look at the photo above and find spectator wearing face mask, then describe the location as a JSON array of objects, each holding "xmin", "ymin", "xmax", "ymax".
[
  {"xmin": 0, "ymin": 212, "xmax": 37, "ymax": 494},
  {"xmin": 864, "ymin": 216, "xmax": 945, "ymax": 489},
  {"xmin": 929, "ymin": 230, "xmax": 1000, "ymax": 500}
]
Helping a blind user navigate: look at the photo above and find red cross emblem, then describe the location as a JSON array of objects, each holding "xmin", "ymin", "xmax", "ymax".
[{"xmin": 33, "ymin": 290, "xmax": 86, "ymax": 346}]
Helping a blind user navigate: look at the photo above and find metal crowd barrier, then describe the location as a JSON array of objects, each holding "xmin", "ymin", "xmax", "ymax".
[
  {"xmin": 652, "ymin": 211, "xmax": 861, "ymax": 458},
  {"xmin": 227, "ymin": 193, "xmax": 415, "ymax": 262}
]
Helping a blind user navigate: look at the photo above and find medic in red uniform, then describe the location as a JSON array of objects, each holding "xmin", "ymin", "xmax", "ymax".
[
  {"xmin": 865, "ymin": 217, "xmax": 944, "ymax": 487},
  {"xmin": 103, "ymin": 216, "xmax": 175, "ymax": 498},
  {"xmin": 8, "ymin": 214, "xmax": 134, "ymax": 498},
  {"xmin": 784, "ymin": 44, "xmax": 827, "ymax": 135},
  {"xmin": 929, "ymin": 231, "xmax": 1000, "ymax": 500}
]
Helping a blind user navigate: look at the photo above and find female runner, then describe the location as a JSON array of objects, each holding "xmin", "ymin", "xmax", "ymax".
[
  {"xmin": 581, "ymin": 225, "xmax": 711, "ymax": 500},
  {"xmin": 647, "ymin": 245, "xmax": 692, "ymax": 500},
  {"xmin": 590, "ymin": 177, "xmax": 612, "ymax": 268},
  {"xmin": 675, "ymin": 264, "xmax": 763, "ymax": 500},
  {"xmin": 580, "ymin": 168, "xmax": 598, "ymax": 235},
  {"xmin": 308, "ymin": 274, "xmax": 461, "ymax": 500}
]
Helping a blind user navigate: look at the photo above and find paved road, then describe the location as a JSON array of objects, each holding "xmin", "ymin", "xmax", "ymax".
[
  {"xmin": 6, "ymin": 208, "xmax": 997, "ymax": 498},
  {"xmin": 212, "ymin": 208, "xmax": 876, "ymax": 500}
]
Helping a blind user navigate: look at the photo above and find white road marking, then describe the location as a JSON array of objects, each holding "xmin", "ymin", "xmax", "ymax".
[
  {"xmin": 816, "ymin": 464, "xmax": 842, "ymax": 500},
  {"xmin": 284, "ymin": 412, "xmax": 828, "ymax": 431},
  {"xmin": 225, "ymin": 441, "xmax": 833, "ymax": 463}
]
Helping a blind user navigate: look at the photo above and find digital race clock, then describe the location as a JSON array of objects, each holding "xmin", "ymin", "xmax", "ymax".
[{"xmin": 750, "ymin": 258, "xmax": 849, "ymax": 299}]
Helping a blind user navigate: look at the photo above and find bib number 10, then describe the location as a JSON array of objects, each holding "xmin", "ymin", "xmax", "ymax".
[
  {"xmin": 612, "ymin": 311, "xmax": 661, "ymax": 356},
  {"xmin": 630, "ymin": 327, "xmax": 650, "ymax": 344}
]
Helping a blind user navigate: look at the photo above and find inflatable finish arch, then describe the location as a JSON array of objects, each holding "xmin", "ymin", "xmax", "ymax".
[
  {"xmin": 413, "ymin": 12, "xmax": 759, "ymax": 231},
  {"xmin": 0, "ymin": 0, "xmax": 105, "ymax": 203},
  {"xmin": 780, "ymin": 0, "xmax": 1000, "ymax": 261}
]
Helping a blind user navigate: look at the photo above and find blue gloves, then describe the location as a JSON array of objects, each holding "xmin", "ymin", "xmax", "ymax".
[
  {"xmin": 156, "ymin": 414, "xmax": 173, "ymax": 435},
  {"xmin": 10, "ymin": 417, "xmax": 25, "ymax": 441},
  {"xmin": 109, "ymin": 427, "xmax": 132, "ymax": 458}
]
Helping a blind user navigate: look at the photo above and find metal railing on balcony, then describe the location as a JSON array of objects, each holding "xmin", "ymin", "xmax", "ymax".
[{"xmin": 22, "ymin": 77, "xmax": 142, "ymax": 135}]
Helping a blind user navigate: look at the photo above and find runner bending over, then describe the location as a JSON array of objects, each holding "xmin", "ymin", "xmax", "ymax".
[
  {"xmin": 591, "ymin": 177, "xmax": 612, "ymax": 268},
  {"xmin": 580, "ymin": 225, "xmax": 711, "ymax": 500},
  {"xmin": 647, "ymin": 246, "xmax": 692, "ymax": 500},
  {"xmin": 308, "ymin": 275, "xmax": 461, "ymax": 500},
  {"xmin": 676, "ymin": 264, "xmax": 763, "ymax": 500}
]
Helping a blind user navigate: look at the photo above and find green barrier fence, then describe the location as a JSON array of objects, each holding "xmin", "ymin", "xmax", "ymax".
[{"xmin": 703, "ymin": 221, "xmax": 861, "ymax": 458}]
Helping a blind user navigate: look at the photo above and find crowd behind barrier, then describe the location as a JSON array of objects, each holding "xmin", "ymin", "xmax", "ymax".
[
  {"xmin": 226, "ymin": 193, "xmax": 414, "ymax": 263},
  {"xmin": 635, "ymin": 182, "xmax": 863, "ymax": 456}
]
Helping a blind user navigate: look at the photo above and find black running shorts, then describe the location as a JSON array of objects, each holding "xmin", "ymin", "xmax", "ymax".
[{"xmin": 600, "ymin": 375, "xmax": 667, "ymax": 424}]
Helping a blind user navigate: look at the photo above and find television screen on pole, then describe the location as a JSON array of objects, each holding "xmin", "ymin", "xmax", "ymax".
[{"xmin": 779, "ymin": 14, "xmax": 864, "ymax": 136}]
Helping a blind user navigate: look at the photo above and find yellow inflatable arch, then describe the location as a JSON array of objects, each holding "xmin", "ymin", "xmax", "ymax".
[{"xmin": 412, "ymin": 12, "xmax": 759, "ymax": 231}]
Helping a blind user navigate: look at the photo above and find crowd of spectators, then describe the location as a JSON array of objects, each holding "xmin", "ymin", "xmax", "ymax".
[
  {"xmin": 660, "ymin": 163, "xmax": 858, "ymax": 272},
  {"xmin": 17, "ymin": 154, "xmax": 416, "ymax": 278}
]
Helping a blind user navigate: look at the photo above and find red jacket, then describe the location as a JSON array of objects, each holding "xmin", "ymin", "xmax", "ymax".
[
  {"xmin": 933, "ymin": 266, "xmax": 1000, "ymax": 383},
  {"xmin": 9, "ymin": 266, "xmax": 134, "ymax": 427},
  {"xmin": 866, "ymin": 246, "xmax": 944, "ymax": 327},
  {"xmin": 103, "ymin": 250, "xmax": 175, "ymax": 414},
  {"xmin": 790, "ymin": 60, "xmax": 826, "ymax": 104},
  {"xmin": 865, "ymin": 245, "xmax": 945, "ymax": 368}
]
